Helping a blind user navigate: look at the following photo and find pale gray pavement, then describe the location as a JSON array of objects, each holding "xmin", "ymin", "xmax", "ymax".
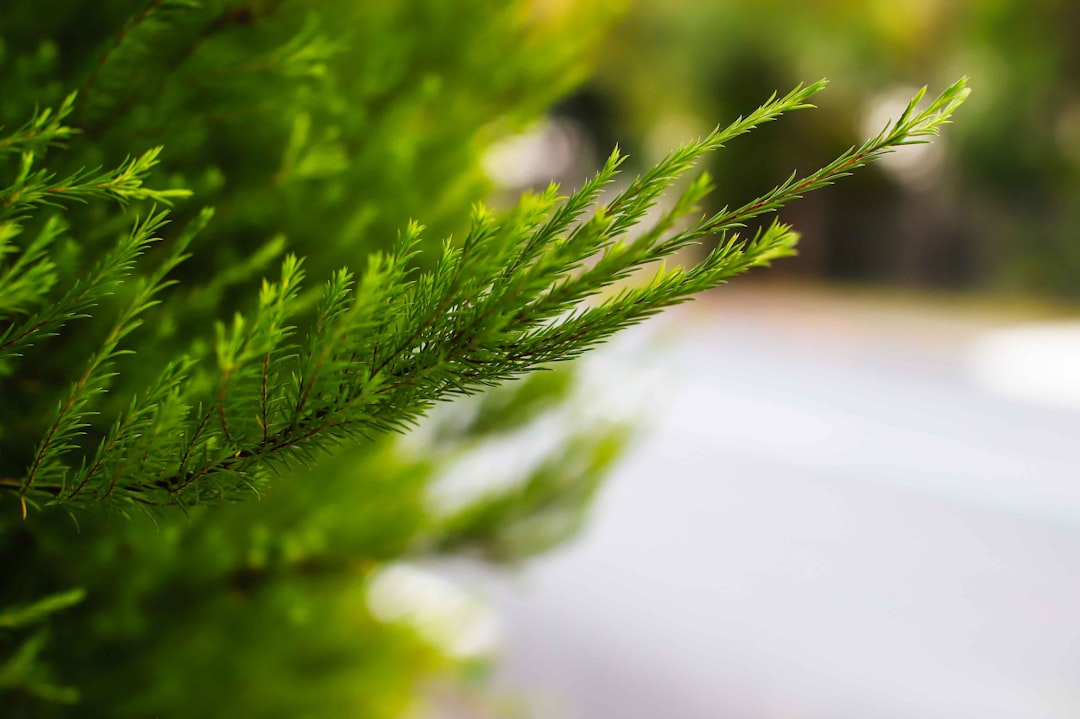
[{"xmin": 461, "ymin": 287, "xmax": 1080, "ymax": 719}]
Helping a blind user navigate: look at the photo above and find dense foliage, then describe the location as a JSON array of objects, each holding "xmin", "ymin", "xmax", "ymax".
[{"xmin": 0, "ymin": 1, "xmax": 965, "ymax": 715}]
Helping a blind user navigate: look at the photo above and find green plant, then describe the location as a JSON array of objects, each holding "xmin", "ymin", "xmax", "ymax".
[{"xmin": 0, "ymin": 2, "xmax": 966, "ymax": 715}]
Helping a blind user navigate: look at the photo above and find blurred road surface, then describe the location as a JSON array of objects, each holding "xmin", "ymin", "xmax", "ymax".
[{"xmin": 468, "ymin": 286, "xmax": 1080, "ymax": 719}]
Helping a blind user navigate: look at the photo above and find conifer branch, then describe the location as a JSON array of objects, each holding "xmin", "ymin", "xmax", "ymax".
[
  {"xmin": 0, "ymin": 94, "xmax": 78, "ymax": 157},
  {"xmin": 2, "ymin": 79, "xmax": 969, "ymax": 512},
  {"xmin": 0, "ymin": 146, "xmax": 190, "ymax": 218}
]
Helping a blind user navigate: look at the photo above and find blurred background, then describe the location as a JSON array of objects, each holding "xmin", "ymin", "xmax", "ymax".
[{"xmin": 449, "ymin": 0, "xmax": 1080, "ymax": 716}]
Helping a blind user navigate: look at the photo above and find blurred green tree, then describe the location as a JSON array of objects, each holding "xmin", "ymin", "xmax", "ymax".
[
  {"xmin": 0, "ymin": 1, "xmax": 964, "ymax": 715},
  {"xmin": 586, "ymin": 0, "xmax": 1076, "ymax": 294}
]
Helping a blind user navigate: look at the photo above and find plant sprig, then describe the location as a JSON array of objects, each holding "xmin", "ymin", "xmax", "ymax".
[{"xmin": 1, "ymin": 79, "xmax": 969, "ymax": 511}]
